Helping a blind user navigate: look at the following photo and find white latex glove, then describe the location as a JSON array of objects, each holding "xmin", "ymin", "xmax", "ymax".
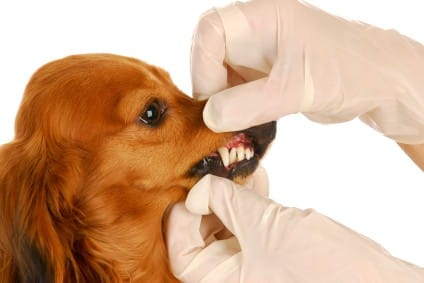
[
  {"xmin": 166, "ymin": 174, "xmax": 424, "ymax": 283},
  {"xmin": 191, "ymin": 0, "xmax": 424, "ymax": 143}
]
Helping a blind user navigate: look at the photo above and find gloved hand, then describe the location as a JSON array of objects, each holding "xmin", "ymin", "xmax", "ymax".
[
  {"xmin": 191, "ymin": 0, "xmax": 424, "ymax": 143},
  {"xmin": 166, "ymin": 174, "xmax": 424, "ymax": 283}
]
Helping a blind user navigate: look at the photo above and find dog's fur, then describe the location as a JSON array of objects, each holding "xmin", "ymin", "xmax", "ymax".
[{"xmin": 0, "ymin": 54, "xmax": 241, "ymax": 282}]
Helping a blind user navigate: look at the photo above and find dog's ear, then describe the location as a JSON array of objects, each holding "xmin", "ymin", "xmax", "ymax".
[{"xmin": 0, "ymin": 136, "xmax": 86, "ymax": 283}]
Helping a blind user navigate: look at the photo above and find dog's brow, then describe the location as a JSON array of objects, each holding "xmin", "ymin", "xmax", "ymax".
[{"xmin": 117, "ymin": 88, "xmax": 157, "ymax": 123}]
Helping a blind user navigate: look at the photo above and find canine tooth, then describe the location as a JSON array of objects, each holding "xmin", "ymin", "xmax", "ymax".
[
  {"xmin": 237, "ymin": 146, "xmax": 245, "ymax": 161},
  {"xmin": 218, "ymin": 147, "xmax": 230, "ymax": 167},
  {"xmin": 246, "ymin": 148, "xmax": 253, "ymax": 160},
  {"xmin": 229, "ymin": 147, "xmax": 237, "ymax": 164},
  {"xmin": 245, "ymin": 149, "xmax": 250, "ymax": 160}
]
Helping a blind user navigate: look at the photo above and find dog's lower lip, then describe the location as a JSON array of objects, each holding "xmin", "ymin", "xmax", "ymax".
[{"xmin": 190, "ymin": 154, "xmax": 259, "ymax": 180}]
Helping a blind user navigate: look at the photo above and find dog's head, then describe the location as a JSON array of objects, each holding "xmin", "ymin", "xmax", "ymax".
[{"xmin": 0, "ymin": 54, "xmax": 275, "ymax": 282}]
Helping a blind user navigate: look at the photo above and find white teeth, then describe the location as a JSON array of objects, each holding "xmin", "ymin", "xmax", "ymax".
[
  {"xmin": 229, "ymin": 148, "xmax": 237, "ymax": 164},
  {"xmin": 237, "ymin": 146, "xmax": 245, "ymax": 161},
  {"xmin": 246, "ymin": 148, "xmax": 254, "ymax": 160},
  {"xmin": 218, "ymin": 146, "xmax": 255, "ymax": 167},
  {"xmin": 218, "ymin": 147, "xmax": 230, "ymax": 167}
]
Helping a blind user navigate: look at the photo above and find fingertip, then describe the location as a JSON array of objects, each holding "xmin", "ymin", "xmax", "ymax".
[
  {"xmin": 194, "ymin": 92, "xmax": 211, "ymax": 101},
  {"xmin": 203, "ymin": 94, "xmax": 251, "ymax": 132},
  {"xmin": 203, "ymin": 78, "xmax": 275, "ymax": 132},
  {"xmin": 203, "ymin": 98, "xmax": 227, "ymax": 133},
  {"xmin": 186, "ymin": 174, "xmax": 236, "ymax": 215},
  {"xmin": 186, "ymin": 175, "xmax": 215, "ymax": 215},
  {"xmin": 245, "ymin": 166, "xmax": 270, "ymax": 197}
]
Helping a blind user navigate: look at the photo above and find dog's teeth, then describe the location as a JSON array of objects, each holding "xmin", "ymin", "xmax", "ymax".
[
  {"xmin": 218, "ymin": 145, "xmax": 254, "ymax": 167},
  {"xmin": 236, "ymin": 146, "xmax": 245, "ymax": 161},
  {"xmin": 246, "ymin": 148, "xmax": 254, "ymax": 160},
  {"xmin": 229, "ymin": 148, "xmax": 237, "ymax": 164},
  {"xmin": 218, "ymin": 147, "xmax": 230, "ymax": 167}
]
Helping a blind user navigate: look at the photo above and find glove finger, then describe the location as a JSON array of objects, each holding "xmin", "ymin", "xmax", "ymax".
[
  {"xmin": 203, "ymin": 77, "xmax": 283, "ymax": 132},
  {"xmin": 166, "ymin": 203, "xmax": 205, "ymax": 275},
  {"xmin": 186, "ymin": 174, "xmax": 276, "ymax": 243},
  {"xmin": 166, "ymin": 202, "xmax": 241, "ymax": 282},
  {"xmin": 191, "ymin": 2, "xmax": 277, "ymax": 101},
  {"xmin": 216, "ymin": 2, "xmax": 276, "ymax": 75},
  {"xmin": 243, "ymin": 165, "xmax": 269, "ymax": 198},
  {"xmin": 191, "ymin": 9, "xmax": 227, "ymax": 100},
  {"xmin": 201, "ymin": 167, "xmax": 270, "ymax": 242}
]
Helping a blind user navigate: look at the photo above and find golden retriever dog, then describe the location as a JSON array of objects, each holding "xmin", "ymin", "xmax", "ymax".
[{"xmin": 0, "ymin": 54, "xmax": 276, "ymax": 282}]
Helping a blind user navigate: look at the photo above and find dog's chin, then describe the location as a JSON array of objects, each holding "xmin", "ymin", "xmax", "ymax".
[{"xmin": 189, "ymin": 121, "xmax": 277, "ymax": 182}]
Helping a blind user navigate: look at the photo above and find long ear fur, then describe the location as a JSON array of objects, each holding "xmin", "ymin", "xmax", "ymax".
[{"xmin": 0, "ymin": 133, "xmax": 86, "ymax": 283}]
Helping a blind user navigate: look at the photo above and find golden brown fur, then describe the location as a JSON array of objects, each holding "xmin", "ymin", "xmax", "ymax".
[{"xmin": 0, "ymin": 54, "xmax": 235, "ymax": 282}]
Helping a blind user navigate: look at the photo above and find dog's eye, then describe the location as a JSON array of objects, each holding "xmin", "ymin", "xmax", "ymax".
[{"xmin": 139, "ymin": 99, "xmax": 166, "ymax": 127}]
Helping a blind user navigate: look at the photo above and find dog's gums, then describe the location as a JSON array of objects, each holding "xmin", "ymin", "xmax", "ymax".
[{"xmin": 190, "ymin": 121, "xmax": 277, "ymax": 180}]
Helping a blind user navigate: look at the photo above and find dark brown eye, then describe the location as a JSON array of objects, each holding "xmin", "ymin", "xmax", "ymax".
[{"xmin": 139, "ymin": 99, "xmax": 166, "ymax": 127}]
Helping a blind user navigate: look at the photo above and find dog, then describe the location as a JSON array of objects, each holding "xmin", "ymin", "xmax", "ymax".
[{"xmin": 0, "ymin": 53, "xmax": 276, "ymax": 282}]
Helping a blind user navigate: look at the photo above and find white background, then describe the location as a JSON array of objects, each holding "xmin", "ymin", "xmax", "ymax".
[{"xmin": 1, "ymin": 0, "xmax": 423, "ymax": 267}]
